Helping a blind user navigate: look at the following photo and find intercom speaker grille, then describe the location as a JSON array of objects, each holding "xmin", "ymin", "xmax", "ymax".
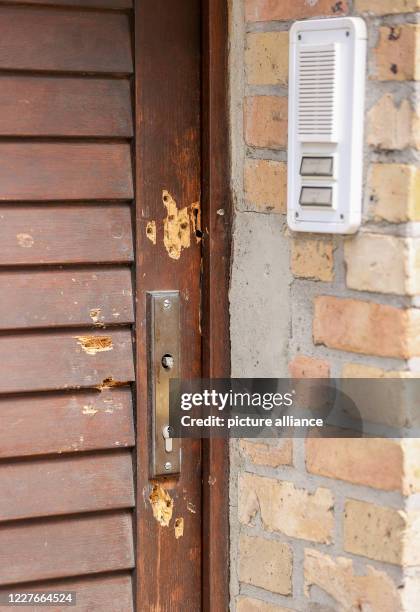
[{"xmin": 297, "ymin": 43, "xmax": 338, "ymax": 142}]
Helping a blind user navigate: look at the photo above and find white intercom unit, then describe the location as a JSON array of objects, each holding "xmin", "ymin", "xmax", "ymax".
[{"xmin": 287, "ymin": 17, "xmax": 367, "ymax": 234}]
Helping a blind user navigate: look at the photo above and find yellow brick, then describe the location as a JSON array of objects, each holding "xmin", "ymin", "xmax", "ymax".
[
  {"xmin": 291, "ymin": 237, "xmax": 334, "ymax": 282},
  {"xmin": 239, "ymin": 534, "xmax": 292, "ymax": 595},
  {"xmin": 245, "ymin": 32, "xmax": 288, "ymax": 86},
  {"xmin": 239, "ymin": 473, "xmax": 334, "ymax": 543},
  {"xmin": 239, "ymin": 439, "xmax": 293, "ymax": 467},
  {"xmin": 373, "ymin": 25, "xmax": 420, "ymax": 81},
  {"xmin": 368, "ymin": 164, "xmax": 420, "ymax": 222},
  {"xmin": 402, "ymin": 439, "xmax": 420, "ymax": 494},
  {"xmin": 402, "ymin": 575, "xmax": 420, "ymax": 612},
  {"xmin": 304, "ymin": 549, "xmax": 402, "ymax": 611},
  {"xmin": 341, "ymin": 363, "xmax": 418, "ymax": 430},
  {"xmin": 356, "ymin": 0, "xmax": 420, "ymax": 15},
  {"xmin": 244, "ymin": 159, "xmax": 287, "ymax": 213},
  {"xmin": 368, "ymin": 94, "xmax": 418, "ymax": 150},
  {"xmin": 342, "ymin": 363, "xmax": 410, "ymax": 378},
  {"xmin": 344, "ymin": 499, "xmax": 420, "ymax": 566},
  {"xmin": 344, "ymin": 233, "xmax": 411, "ymax": 295}
]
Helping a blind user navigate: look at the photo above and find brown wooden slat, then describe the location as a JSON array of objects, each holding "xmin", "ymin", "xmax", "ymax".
[
  {"xmin": 0, "ymin": 206, "xmax": 133, "ymax": 265},
  {"xmin": 0, "ymin": 512, "xmax": 134, "ymax": 585},
  {"xmin": 0, "ymin": 452, "xmax": 134, "ymax": 521},
  {"xmin": 0, "ymin": 388, "xmax": 134, "ymax": 459},
  {"xmin": 0, "ymin": 573, "xmax": 134, "ymax": 612},
  {"xmin": 0, "ymin": 77, "xmax": 133, "ymax": 137},
  {"xmin": 0, "ymin": 267, "xmax": 134, "ymax": 330},
  {"xmin": 0, "ymin": 328, "xmax": 134, "ymax": 394},
  {"xmin": 2, "ymin": 0, "xmax": 132, "ymax": 7},
  {"xmin": 0, "ymin": 7, "xmax": 132, "ymax": 74},
  {"xmin": 0, "ymin": 144, "xmax": 133, "ymax": 201}
]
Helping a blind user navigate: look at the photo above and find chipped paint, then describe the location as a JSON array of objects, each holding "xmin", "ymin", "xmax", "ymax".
[
  {"xmin": 146, "ymin": 220, "xmax": 157, "ymax": 245},
  {"xmin": 190, "ymin": 201, "xmax": 202, "ymax": 242},
  {"xmin": 75, "ymin": 335, "xmax": 113, "ymax": 355},
  {"xmin": 174, "ymin": 517, "xmax": 184, "ymax": 539},
  {"xmin": 187, "ymin": 501, "xmax": 196, "ymax": 514},
  {"xmin": 89, "ymin": 308, "xmax": 102, "ymax": 325},
  {"xmin": 163, "ymin": 189, "xmax": 191, "ymax": 259},
  {"xmin": 208, "ymin": 475, "xmax": 217, "ymax": 486},
  {"xmin": 95, "ymin": 376, "xmax": 127, "ymax": 390},
  {"xmin": 82, "ymin": 404, "xmax": 98, "ymax": 416},
  {"xmin": 149, "ymin": 484, "xmax": 174, "ymax": 527},
  {"xmin": 16, "ymin": 233, "xmax": 34, "ymax": 248}
]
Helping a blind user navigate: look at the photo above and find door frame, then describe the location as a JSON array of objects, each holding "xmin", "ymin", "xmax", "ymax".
[
  {"xmin": 134, "ymin": 1, "xmax": 230, "ymax": 610},
  {"xmin": 201, "ymin": 0, "xmax": 231, "ymax": 610}
]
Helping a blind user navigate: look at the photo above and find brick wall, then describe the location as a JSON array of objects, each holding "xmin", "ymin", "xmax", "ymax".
[{"xmin": 229, "ymin": 1, "xmax": 420, "ymax": 610}]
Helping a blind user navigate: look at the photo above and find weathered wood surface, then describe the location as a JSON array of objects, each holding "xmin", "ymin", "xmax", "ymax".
[
  {"xmin": 0, "ymin": 267, "xmax": 134, "ymax": 330},
  {"xmin": 0, "ymin": 206, "xmax": 133, "ymax": 264},
  {"xmin": 0, "ymin": 77, "xmax": 133, "ymax": 137},
  {"xmin": 0, "ymin": 2, "xmax": 136, "ymax": 606},
  {"xmin": 0, "ymin": 144, "xmax": 133, "ymax": 201},
  {"xmin": 0, "ymin": 512, "xmax": 134, "ymax": 585},
  {"xmin": 0, "ymin": 7, "xmax": 133, "ymax": 73},
  {"xmin": 201, "ymin": 0, "xmax": 231, "ymax": 609},
  {"xmin": 0, "ymin": 573, "xmax": 134, "ymax": 612},
  {"xmin": 135, "ymin": 1, "xmax": 203, "ymax": 609},
  {"xmin": 0, "ymin": 388, "xmax": 135, "ymax": 459},
  {"xmin": 1, "ymin": 0, "xmax": 132, "ymax": 7},
  {"xmin": 0, "ymin": 451, "xmax": 135, "ymax": 521},
  {"xmin": 0, "ymin": 328, "xmax": 135, "ymax": 394}
]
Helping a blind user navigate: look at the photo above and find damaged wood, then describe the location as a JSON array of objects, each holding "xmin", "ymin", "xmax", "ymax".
[
  {"xmin": 16, "ymin": 233, "xmax": 34, "ymax": 248},
  {"xmin": 82, "ymin": 404, "xmax": 99, "ymax": 416},
  {"xmin": 0, "ymin": 329, "xmax": 134, "ymax": 394},
  {"xmin": 75, "ymin": 335, "xmax": 113, "ymax": 355},
  {"xmin": 89, "ymin": 308, "xmax": 103, "ymax": 325},
  {"xmin": 146, "ymin": 220, "xmax": 156, "ymax": 245},
  {"xmin": 190, "ymin": 202, "xmax": 202, "ymax": 242},
  {"xmin": 149, "ymin": 484, "xmax": 174, "ymax": 527},
  {"xmin": 162, "ymin": 189, "xmax": 191, "ymax": 259},
  {"xmin": 174, "ymin": 517, "xmax": 184, "ymax": 539},
  {"xmin": 95, "ymin": 376, "xmax": 128, "ymax": 391}
]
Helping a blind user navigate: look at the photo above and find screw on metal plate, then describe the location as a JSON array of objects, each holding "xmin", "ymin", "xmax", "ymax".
[
  {"xmin": 161, "ymin": 354, "xmax": 174, "ymax": 370},
  {"xmin": 164, "ymin": 462, "xmax": 172, "ymax": 471},
  {"xmin": 163, "ymin": 298, "xmax": 171, "ymax": 310}
]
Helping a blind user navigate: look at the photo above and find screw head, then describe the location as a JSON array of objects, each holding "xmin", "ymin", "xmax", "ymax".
[
  {"xmin": 163, "ymin": 299, "xmax": 171, "ymax": 310},
  {"xmin": 164, "ymin": 462, "xmax": 172, "ymax": 471},
  {"xmin": 161, "ymin": 354, "xmax": 174, "ymax": 370}
]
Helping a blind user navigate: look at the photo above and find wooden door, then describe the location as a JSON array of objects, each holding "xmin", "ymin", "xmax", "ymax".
[{"xmin": 0, "ymin": 1, "xmax": 211, "ymax": 610}]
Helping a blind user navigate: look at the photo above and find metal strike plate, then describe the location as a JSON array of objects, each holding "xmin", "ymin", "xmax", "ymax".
[{"xmin": 147, "ymin": 291, "xmax": 181, "ymax": 477}]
